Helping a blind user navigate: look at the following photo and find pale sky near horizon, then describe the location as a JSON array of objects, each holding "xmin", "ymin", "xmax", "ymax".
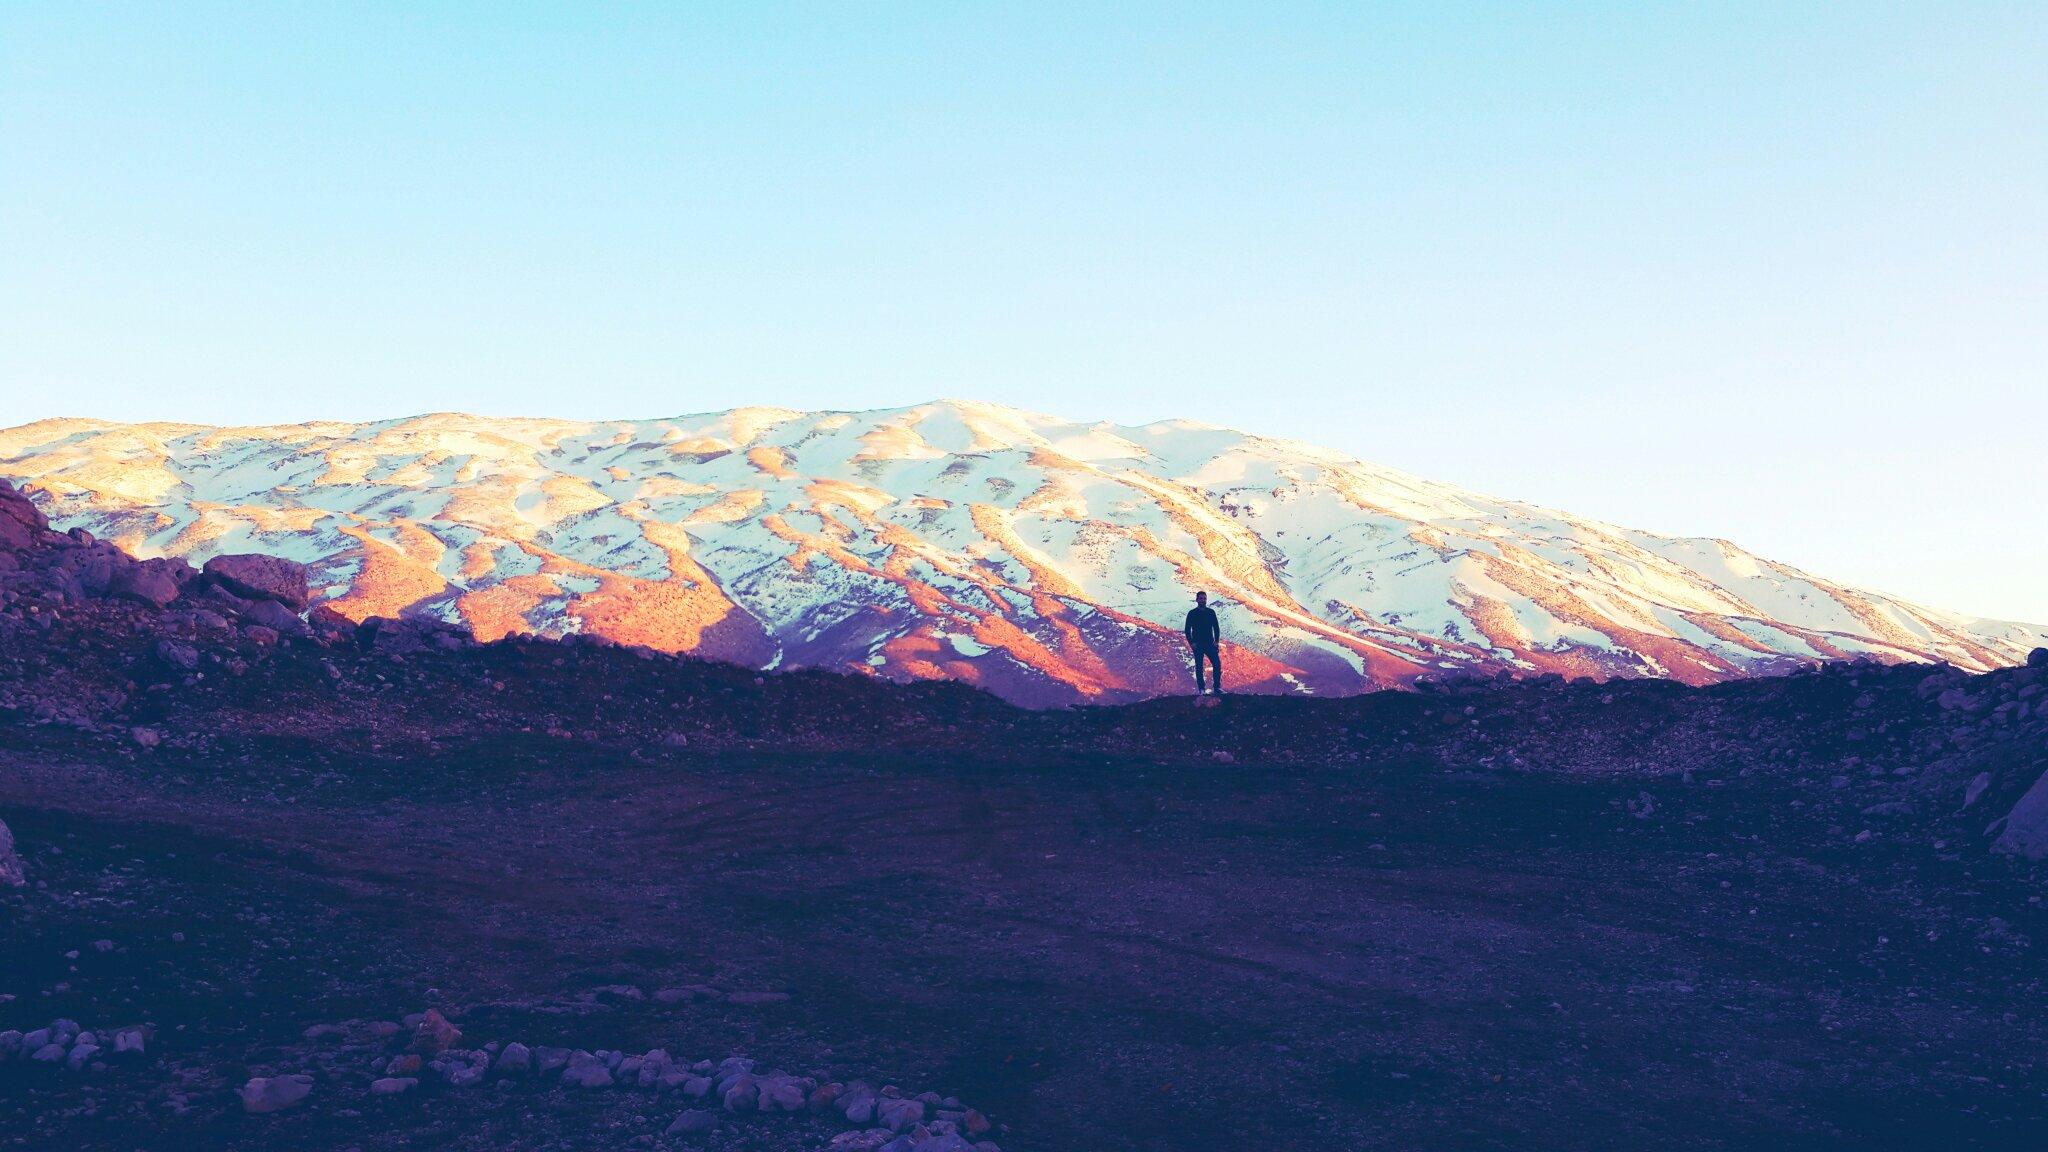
[{"xmin": 2, "ymin": 4, "xmax": 2043, "ymax": 622}]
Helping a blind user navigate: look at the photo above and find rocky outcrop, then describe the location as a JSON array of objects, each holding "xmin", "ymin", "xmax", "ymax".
[
  {"xmin": 0, "ymin": 478, "xmax": 361, "ymax": 734},
  {"xmin": 0, "ymin": 482, "xmax": 48, "ymax": 552},
  {"xmin": 1, "ymin": 480, "xmax": 310, "ymax": 622}
]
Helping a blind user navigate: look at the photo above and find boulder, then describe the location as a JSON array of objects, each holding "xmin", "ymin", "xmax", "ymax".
[
  {"xmin": 842, "ymin": 1089, "xmax": 879, "ymax": 1124},
  {"xmin": 0, "ymin": 481, "xmax": 45, "ymax": 550},
  {"xmin": 2030, "ymin": 647, "xmax": 2048, "ymax": 669},
  {"xmin": 562, "ymin": 1050, "xmax": 614, "ymax": 1089},
  {"xmin": 240, "ymin": 1074, "xmax": 314, "ymax": 1114},
  {"xmin": 0, "ymin": 817, "xmax": 24, "ymax": 887},
  {"xmin": 759, "ymin": 1078, "xmax": 807, "ymax": 1112},
  {"xmin": 1995, "ymin": 768, "xmax": 2048, "ymax": 859},
  {"xmin": 495, "ymin": 1041, "xmax": 532, "ymax": 1075},
  {"xmin": 308, "ymin": 602, "xmax": 356, "ymax": 638},
  {"xmin": 203, "ymin": 554, "xmax": 311, "ymax": 611},
  {"xmin": 107, "ymin": 558, "xmax": 186, "ymax": 608},
  {"xmin": 879, "ymin": 1098, "xmax": 925, "ymax": 1132},
  {"xmin": 408, "ymin": 1009, "xmax": 461, "ymax": 1054},
  {"xmin": 238, "ymin": 597, "xmax": 311, "ymax": 636},
  {"xmin": 722, "ymin": 1076, "xmax": 760, "ymax": 1111},
  {"xmin": 370, "ymin": 1077, "xmax": 418, "ymax": 1096}
]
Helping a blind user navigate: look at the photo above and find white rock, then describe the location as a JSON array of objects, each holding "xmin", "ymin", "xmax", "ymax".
[
  {"xmin": 0, "ymin": 818, "xmax": 25, "ymax": 888},
  {"xmin": 1964, "ymin": 772, "xmax": 1993, "ymax": 810},
  {"xmin": 240, "ymin": 1074, "xmax": 314, "ymax": 1113},
  {"xmin": 496, "ymin": 1041, "xmax": 532, "ymax": 1075},
  {"xmin": 1995, "ymin": 768, "xmax": 2048, "ymax": 858}
]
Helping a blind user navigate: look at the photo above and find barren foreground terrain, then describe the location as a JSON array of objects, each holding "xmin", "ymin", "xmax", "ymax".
[{"xmin": 6, "ymin": 657, "xmax": 2048, "ymax": 1151}]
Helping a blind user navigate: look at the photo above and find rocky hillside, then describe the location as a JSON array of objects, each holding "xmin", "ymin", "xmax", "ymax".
[{"xmin": 5, "ymin": 403, "xmax": 2042, "ymax": 706}]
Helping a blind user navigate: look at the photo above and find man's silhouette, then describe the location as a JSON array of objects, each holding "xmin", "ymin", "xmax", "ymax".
[{"xmin": 1184, "ymin": 591, "xmax": 1222, "ymax": 695}]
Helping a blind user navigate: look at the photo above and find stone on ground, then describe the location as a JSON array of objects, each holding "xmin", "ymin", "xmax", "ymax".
[{"xmin": 240, "ymin": 1074, "xmax": 314, "ymax": 1114}]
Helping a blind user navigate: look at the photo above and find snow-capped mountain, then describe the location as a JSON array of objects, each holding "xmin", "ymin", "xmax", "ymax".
[{"xmin": 3, "ymin": 401, "xmax": 2041, "ymax": 705}]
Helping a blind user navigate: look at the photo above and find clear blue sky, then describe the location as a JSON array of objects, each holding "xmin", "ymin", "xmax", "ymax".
[{"xmin": 3, "ymin": 3, "xmax": 2043, "ymax": 622}]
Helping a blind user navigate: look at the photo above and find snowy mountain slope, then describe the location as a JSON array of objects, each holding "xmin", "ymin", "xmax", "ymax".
[{"xmin": 4, "ymin": 401, "xmax": 2041, "ymax": 705}]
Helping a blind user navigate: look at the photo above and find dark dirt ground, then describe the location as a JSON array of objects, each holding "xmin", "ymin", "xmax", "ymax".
[{"xmin": 6, "ymin": 670, "xmax": 2048, "ymax": 1152}]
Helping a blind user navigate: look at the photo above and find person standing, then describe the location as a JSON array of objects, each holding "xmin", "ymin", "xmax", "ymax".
[{"xmin": 1184, "ymin": 591, "xmax": 1222, "ymax": 695}]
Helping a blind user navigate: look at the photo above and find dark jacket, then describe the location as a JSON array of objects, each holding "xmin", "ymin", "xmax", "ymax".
[{"xmin": 1184, "ymin": 606, "xmax": 1219, "ymax": 649}]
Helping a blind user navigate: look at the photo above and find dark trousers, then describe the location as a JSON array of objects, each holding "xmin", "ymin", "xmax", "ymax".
[{"xmin": 1191, "ymin": 642, "xmax": 1222, "ymax": 692}]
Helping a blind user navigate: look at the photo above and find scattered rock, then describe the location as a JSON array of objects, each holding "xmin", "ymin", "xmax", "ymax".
[
  {"xmin": 666, "ymin": 1109, "xmax": 720, "ymax": 1135},
  {"xmin": 496, "ymin": 1041, "xmax": 532, "ymax": 1075},
  {"xmin": 408, "ymin": 1009, "xmax": 461, "ymax": 1054},
  {"xmin": 1963, "ymin": 772, "xmax": 1993, "ymax": 811},
  {"xmin": 879, "ymin": 1098, "xmax": 926, "ymax": 1132},
  {"xmin": 1995, "ymin": 768, "xmax": 2048, "ymax": 859},
  {"xmin": 240, "ymin": 1074, "xmax": 314, "ymax": 1114},
  {"xmin": 0, "ymin": 816, "xmax": 24, "ymax": 887},
  {"xmin": 561, "ymin": 1051, "xmax": 614, "ymax": 1089},
  {"xmin": 370, "ymin": 1077, "xmax": 418, "ymax": 1096}
]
